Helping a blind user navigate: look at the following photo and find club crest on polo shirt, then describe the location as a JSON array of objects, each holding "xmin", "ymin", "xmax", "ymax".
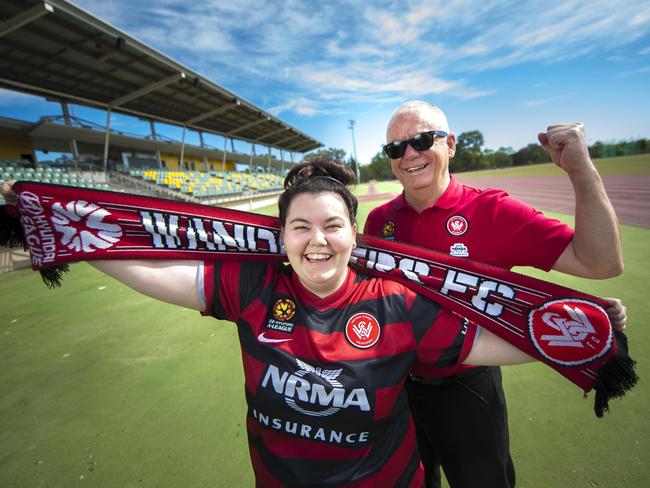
[
  {"xmin": 265, "ymin": 298, "xmax": 297, "ymax": 333},
  {"xmin": 381, "ymin": 220, "xmax": 396, "ymax": 240},
  {"xmin": 345, "ymin": 312, "xmax": 381, "ymax": 349},
  {"xmin": 446, "ymin": 215, "xmax": 468, "ymax": 236},
  {"xmin": 450, "ymin": 243, "xmax": 469, "ymax": 257},
  {"xmin": 528, "ymin": 298, "xmax": 613, "ymax": 366}
]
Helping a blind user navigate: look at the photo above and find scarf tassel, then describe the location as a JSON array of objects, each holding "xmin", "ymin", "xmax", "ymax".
[
  {"xmin": 1, "ymin": 206, "xmax": 69, "ymax": 288},
  {"xmin": 593, "ymin": 332, "xmax": 638, "ymax": 417},
  {"xmin": 0, "ymin": 205, "xmax": 26, "ymax": 250},
  {"xmin": 38, "ymin": 264, "xmax": 70, "ymax": 289}
]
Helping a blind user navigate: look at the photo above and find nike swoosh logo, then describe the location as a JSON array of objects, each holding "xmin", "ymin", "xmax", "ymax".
[{"xmin": 257, "ymin": 332, "xmax": 293, "ymax": 344}]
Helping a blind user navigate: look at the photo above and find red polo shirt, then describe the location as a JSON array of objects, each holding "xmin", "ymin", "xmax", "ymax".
[
  {"xmin": 364, "ymin": 175, "xmax": 573, "ymax": 271},
  {"xmin": 364, "ymin": 176, "xmax": 573, "ymax": 377}
]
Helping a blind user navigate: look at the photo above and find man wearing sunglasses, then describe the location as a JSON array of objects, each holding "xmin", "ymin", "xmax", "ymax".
[{"xmin": 364, "ymin": 100, "xmax": 623, "ymax": 488}]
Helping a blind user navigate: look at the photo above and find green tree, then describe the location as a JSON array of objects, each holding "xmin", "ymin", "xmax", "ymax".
[
  {"xmin": 589, "ymin": 141, "xmax": 604, "ymax": 159},
  {"xmin": 304, "ymin": 147, "xmax": 347, "ymax": 162},
  {"xmin": 362, "ymin": 151, "xmax": 393, "ymax": 182},
  {"xmin": 511, "ymin": 143, "xmax": 550, "ymax": 166},
  {"xmin": 487, "ymin": 150, "xmax": 513, "ymax": 169},
  {"xmin": 453, "ymin": 130, "xmax": 489, "ymax": 172}
]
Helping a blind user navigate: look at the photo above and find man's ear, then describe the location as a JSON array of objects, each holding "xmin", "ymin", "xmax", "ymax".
[{"xmin": 447, "ymin": 133, "xmax": 456, "ymax": 158}]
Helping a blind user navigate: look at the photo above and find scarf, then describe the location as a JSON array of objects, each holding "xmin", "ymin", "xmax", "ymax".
[{"xmin": 1, "ymin": 181, "xmax": 637, "ymax": 417}]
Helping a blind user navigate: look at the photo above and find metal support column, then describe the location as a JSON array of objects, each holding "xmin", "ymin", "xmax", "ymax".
[
  {"xmin": 199, "ymin": 131, "xmax": 208, "ymax": 171},
  {"xmin": 61, "ymin": 102, "xmax": 80, "ymax": 172},
  {"xmin": 102, "ymin": 108, "xmax": 112, "ymax": 174},
  {"xmin": 150, "ymin": 119, "xmax": 162, "ymax": 169},
  {"xmin": 179, "ymin": 126, "xmax": 187, "ymax": 170},
  {"xmin": 249, "ymin": 144, "xmax": 255, "ymax": 174},
  {"xmin": 222, "ymin": 138, "xmax": 227, "ymax": 172}
]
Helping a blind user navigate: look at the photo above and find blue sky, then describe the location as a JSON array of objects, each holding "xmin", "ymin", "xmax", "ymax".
[{"xmin": 1, "ymin": 0, "xmax": 649, "ymax": 165}]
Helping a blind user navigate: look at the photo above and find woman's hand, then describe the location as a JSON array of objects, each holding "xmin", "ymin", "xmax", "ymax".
[{"xmin": 1, "ymin": 180, "xmax": 17, "ymax": 206}]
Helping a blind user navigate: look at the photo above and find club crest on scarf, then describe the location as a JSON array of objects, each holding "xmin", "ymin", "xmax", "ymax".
[
  {"xmin": 345, "ymin": 313, "xmax": 381, "ymax": 349},
  {"xmin": 528, "ymin": 299, "xmax": 612, "ymax": 366},
  {"xmin": 18, "ymin": 192, "xmax": 123, "ymax": 266},
  {"xmin": 51, "ymin": 200, "xmax": 123, "ymax": 252}
]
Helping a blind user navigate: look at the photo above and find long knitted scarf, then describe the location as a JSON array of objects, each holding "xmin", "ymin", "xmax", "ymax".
[{"xmin": 2, "ymin": 181, "xmax": 637, "ymax": 416}]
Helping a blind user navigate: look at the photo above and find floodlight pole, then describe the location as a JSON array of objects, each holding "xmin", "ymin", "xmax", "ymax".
[{"xmin": 348, "ymin": 119, "xmax": 360, "ymax": 182}]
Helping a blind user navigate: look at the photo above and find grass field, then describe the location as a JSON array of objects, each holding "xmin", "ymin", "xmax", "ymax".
[
  {"xmin": 1, "ymin": 155, "xmax": 648, "ymax": 487},
  {"xmin": 354, "ymin": 153, "xmax": 650, "ymax": 196}
]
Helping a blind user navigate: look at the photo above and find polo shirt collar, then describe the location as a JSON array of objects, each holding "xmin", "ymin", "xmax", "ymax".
[{"xmin": 393, "ymin": 175, "xmax": 463, "ymax": 211}]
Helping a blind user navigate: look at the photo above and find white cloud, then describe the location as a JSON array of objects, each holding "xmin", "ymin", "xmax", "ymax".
[
  {"xmin": 268, "ymin": 98, "xmax": 322, "ymax": 117},
  {"xmin": 523, "ymin": 92, "xmax": 577, "ymax": 107},
  {"xmin": 70, "ymin": 0, "xmax": 650, "ymax": 117},
  {"xmin": 0, "ymin": 89, "xmax": 41, "ymax": 106},
  {"xmin": 618, "ymin": 66, "xmax": 650, "ymax": 76}
]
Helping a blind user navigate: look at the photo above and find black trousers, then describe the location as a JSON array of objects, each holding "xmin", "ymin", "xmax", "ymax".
[{"xmin": 405, "ymin": 366, "xmax": 516, "ymax": 488}]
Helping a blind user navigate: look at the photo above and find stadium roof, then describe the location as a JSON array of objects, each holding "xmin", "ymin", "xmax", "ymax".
[
  {"xmin": 0, "ymin": 0, "xmax": 322, "ymax": 153},
  {"xmin": 0, "ymin": 115, "xmax": 285, "ymax": 169}
]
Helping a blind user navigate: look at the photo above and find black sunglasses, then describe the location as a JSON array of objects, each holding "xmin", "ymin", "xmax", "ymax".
[{"xmin": 382, "ymin": 130, "xmax": 448, "ymax": 159}]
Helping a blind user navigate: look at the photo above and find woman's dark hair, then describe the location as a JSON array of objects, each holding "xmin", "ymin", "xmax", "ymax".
[{"xmin": 278, "ymin": 159, "xmax": 358, "ymax": 226}]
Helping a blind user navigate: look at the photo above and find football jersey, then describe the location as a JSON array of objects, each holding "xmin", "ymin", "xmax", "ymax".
[
  {"xmin": 364, "ymin": 175, "xmax": 573, "ymax": 271},
  {"xmin": 201, "ymin": 261, "xmax": 477, "ymax": 487}
]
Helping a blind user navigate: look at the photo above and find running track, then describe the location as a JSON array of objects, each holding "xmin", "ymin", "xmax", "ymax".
[{"xmin": 363, "ymin": 176, "xmax": 650, "ymax": 229}]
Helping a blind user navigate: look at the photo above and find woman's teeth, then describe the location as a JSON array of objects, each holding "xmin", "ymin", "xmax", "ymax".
[{"xmin": 306, "ymin": 253, "xmax": 331, "ymax": 262}]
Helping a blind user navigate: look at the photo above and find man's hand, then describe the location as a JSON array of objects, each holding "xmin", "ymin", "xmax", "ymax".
[
  {"xmin": 603, "ymin": 297, "xmax": 628, "ymax": 333},
  {"xmin": 1, "ymin": 180, "xmax": 17, "ymax": 206},
  {"xmin": 538, "ymin": 123, "xmax": 595, "ymax": 179}
]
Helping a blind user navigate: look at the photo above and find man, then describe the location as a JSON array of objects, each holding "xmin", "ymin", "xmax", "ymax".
[{"xmin": 364, "ymin": 101, "xmax": 624, "ymax": 488}]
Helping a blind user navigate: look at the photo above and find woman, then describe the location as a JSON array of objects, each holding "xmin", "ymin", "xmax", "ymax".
[{"xmin": 0, "ymin": 162, "xmax": 626, "ymax": 487}]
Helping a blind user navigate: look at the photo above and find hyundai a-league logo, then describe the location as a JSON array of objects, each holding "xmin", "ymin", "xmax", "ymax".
[
  {"xmin": 51, "ymin": 200, "xmax": 123, "ymax": 252},
  {"xmin": 528, "ymin": 299, "xmax": 612, "ymax": 366},
  {"xmin": 273, "ymin": 298, "xmax": 296, "ymax": 321}
]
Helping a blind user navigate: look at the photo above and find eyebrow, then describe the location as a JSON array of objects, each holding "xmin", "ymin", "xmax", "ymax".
[{"xmin": 288, "ymin": 216, "xmax": 345, "ymax": 224}]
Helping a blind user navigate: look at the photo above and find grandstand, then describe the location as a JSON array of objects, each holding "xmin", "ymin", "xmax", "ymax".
[
  {"xmin": 0, "ymin": 0, "xmax": 324, "ymax": 270},
  {"xmin": 0, "ymin": 161, "xmax": 108, "ymax": 190}
]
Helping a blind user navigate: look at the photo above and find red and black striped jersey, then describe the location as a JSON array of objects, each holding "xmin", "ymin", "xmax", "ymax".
[{"xmin": 201, "ymin": 261, "xmax": 477, "ymax": 487}]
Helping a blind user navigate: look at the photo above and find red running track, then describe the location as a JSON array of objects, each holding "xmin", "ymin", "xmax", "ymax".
[{"xmin": 456, "ymin": 175, "xmax": 650, "ymax": 228}]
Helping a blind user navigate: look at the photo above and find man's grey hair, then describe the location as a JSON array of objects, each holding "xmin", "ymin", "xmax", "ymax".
[{"xmin": 387, "ymin": 100, "xmax": 450, "ymax": 138}]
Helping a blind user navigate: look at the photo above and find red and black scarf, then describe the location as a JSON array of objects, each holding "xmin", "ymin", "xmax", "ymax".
[{"xmin": 1, "ymin": 181, "xmax": 637, "ymax": 416}]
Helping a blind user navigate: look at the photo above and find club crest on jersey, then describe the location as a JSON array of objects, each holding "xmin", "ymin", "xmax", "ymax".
[
  {"xmin": 450, "ymin": 243, "xmax": 469, "ymax": 257},
  {"xmin": 345, "ymin": 312, "xmax": 381, "ymax": 349},
  {"xmin": 528, "ymin": 299, "xmax": 612, "ymax": 366},
  {"xmin": 382, "ymin": 220, "xmax": 395, "ymax": 239},
  {"xmin": 446, "ymin": 215, "xmax": 468, "ymax": 236}
]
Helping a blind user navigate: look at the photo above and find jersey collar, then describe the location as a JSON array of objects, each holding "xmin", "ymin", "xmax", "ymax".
[
  {"xmin": 291, "ymin": 266, "xmax": 357, "ymax": 308},
  {"xmin": 393, "ymin": 175, "xmax": 463, "ymax": 211}
]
